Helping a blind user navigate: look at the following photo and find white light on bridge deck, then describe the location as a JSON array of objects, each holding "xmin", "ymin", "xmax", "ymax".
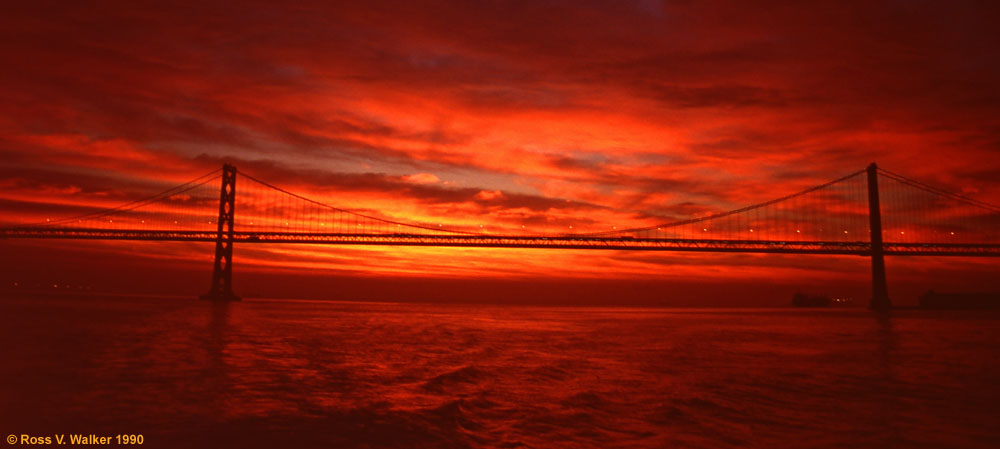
[
  {"xmin": 749, "ymin": 229, "xmax": 754, "ymax": 232},
  {"xmin": 703, "ymin": 228, "xmax": 708, "ymax": 232},
  {"xmin": 843, "ymin": 230, "xmax": 848, "ymax": 234},
  {"xmin": 796, "ymin": 230, "xmax": 800, "ymax": 233}
]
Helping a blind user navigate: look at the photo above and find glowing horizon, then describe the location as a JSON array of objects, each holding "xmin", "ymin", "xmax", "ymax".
[{"xmin": 1, "ymin": 1, "xmax": 998, "ymax": 301}]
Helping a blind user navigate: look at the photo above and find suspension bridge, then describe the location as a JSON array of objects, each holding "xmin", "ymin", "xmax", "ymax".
[{"xmin": 2, "ymin": 163, "xmax": 998, "ymax": 310}]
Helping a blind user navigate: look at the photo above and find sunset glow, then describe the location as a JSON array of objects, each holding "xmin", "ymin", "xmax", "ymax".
[{"xmin": 1, "ymin": 1, "xmax": 998, "ymax": 303}]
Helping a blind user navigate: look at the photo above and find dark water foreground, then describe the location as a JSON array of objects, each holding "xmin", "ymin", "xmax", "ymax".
[{"xmin": 1, "ymin": 296, "xmax": 997, "ymax": 448}]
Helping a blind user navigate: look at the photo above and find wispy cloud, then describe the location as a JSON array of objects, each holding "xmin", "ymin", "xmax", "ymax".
[{"xmin": 1, "ymin": 0, "xmax": 998, "ymax": 293}]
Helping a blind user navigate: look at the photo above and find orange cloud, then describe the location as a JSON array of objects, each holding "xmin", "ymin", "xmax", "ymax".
[
  {"xmin": 1, "ymin": 1, "xmax": 998, "ymax": 302},
  {"xmin": 402, "ymin": 173, "xmax": 441, "ymax": 184}
]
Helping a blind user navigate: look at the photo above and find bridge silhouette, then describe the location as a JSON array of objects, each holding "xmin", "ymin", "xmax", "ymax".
[{"xmin": 2, "ymin": 163, "xmax": 998, "ymax": 310}]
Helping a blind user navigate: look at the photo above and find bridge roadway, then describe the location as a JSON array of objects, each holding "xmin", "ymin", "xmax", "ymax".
[{"xmin": 2, "ymin": 228, "xmax": 998, "ymax": 257}]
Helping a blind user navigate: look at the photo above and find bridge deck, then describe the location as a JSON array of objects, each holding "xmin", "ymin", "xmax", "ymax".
[{"xmin": 2, "ymin": 228, "xmax": 998, "ymax": 257}]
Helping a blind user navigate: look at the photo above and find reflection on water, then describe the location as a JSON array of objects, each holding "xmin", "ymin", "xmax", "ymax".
[{"xmin": 1, "ymin": 297, "xmax": 998, "ymax": 448}]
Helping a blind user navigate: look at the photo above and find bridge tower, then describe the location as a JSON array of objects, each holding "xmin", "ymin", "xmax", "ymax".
[
  {"xmin": 867, "ymin": 162, "xmax": 890, "ymax": 312},
  {"xmin": 201, "ymin": 164, "xmax": 240, "ymax": 301}
]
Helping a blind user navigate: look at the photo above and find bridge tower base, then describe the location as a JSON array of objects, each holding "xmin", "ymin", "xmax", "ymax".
[
  {"xmin": 201, "ymin": 164, "xmax": 241, "ymax": 301},
  {"xmin": 867, "ymin": 163, "xmax": 890, "ymax": 312}
]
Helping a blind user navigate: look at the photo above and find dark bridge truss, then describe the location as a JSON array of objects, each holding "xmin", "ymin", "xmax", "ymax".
[{"xmin": 4, "ymin": 228, "xmax": 998, "ymax": 257}]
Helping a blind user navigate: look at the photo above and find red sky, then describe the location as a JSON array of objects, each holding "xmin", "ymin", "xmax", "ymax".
[{"xmin": 1, "ymin": 1, "xmax": 998, "ymax": 304}]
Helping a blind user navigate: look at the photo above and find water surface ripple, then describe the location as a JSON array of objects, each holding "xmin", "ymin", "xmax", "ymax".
[{"xmin": 1, "ymin": 297, "xmax": 997, "ymax": 448}]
